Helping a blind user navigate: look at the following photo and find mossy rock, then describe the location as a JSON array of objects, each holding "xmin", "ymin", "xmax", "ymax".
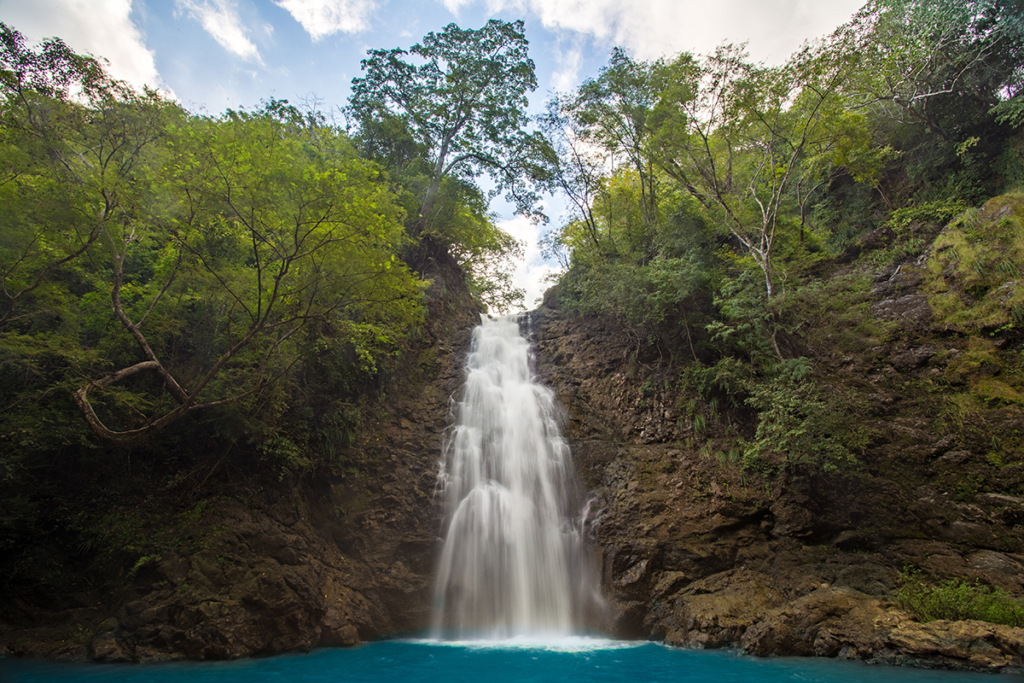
[
  {"xmin": 975, "ymin": 378, "xmax": 1024, "ymax": 408},
  {"xmin": 944, "ymin": 337, "xmax": 1001, "ymax": 384},
  {"xmin": 926, "ymin": 193, "xmax": 1024, "ymax": 332}
]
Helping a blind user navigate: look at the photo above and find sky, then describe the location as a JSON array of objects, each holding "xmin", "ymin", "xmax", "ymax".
[{"xmin": 0, "ymin": 0, "xmax": 864, "ymax": 310}]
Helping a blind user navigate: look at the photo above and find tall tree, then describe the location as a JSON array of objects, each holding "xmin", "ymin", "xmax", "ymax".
[
  {"xmin": 651, "ymin": 46, "xmax": 852, "ymax": 299},
  {"xmin": 348, "ymin": 20, "xmax": 540, "ymax": 232},
  {"xmin": 535, "ymin": 95, "xmax": 610, "ymax": 255},
  {"xmin": 71, "ymin": 104, "xmax": 423, "ymax": 442},
  {"xmin": 534, "ymin": 51, "xmax": 664, "ymax": 264},
  {"xmin": 0, "ymin": 23, "xmax": 132, "ymax": 330},
  {"xmin": 1, "ymin": 25, "xmax": 425, "ymax": 443},
  {"xmin": 842, "ymin": 0, "xmax": 1024, "ymax": 141},
  {"xmin": 572, "ymin": 48, "xmax": 661, "ymax": 227}
]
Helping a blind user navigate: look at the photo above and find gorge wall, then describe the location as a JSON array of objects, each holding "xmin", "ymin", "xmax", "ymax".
[
  {"xmin": 3, "ymin": 211, "xmax": 1024, "ymax": 674},
  {"xmin": 0, "ymin": 251, "xmax": 480, "ymax": 661},
  {"xmin": 527, "ymin": 220, "xmax": 1024, "ymax": 672}
]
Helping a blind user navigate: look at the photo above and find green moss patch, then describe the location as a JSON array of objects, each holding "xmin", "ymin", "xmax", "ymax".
[
  {"xmin": 944, "ymin": 337, "xmax": 1000, "ymax": 384},
  {"xmin": 926, "ymin": 193, "xmax": 1024, "ymax": 332},
  {"xmin": 974, "ymin": 378, "xmax": 1024, "ymax": 407}
]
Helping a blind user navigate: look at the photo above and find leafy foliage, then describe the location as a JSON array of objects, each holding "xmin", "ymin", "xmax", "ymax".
[
  {"xmin": 0, "ymin": 27, "xmax": 430, "ymax": 533},
  {"xmin": 925, "ymin": 193, "xmax": 1024, "ymax": 332},
  {"xmin": 348, "ymin": 21, "xmax": 535, "ymax": 311},
  {"xmin": 896, "ymin": 568, "xmax": 1024, "ymax": 627},
  {"xmin": 537, "ymin": 2, "xmax": 1024, "ymax": 478},
  {"xmin": 843, "ymin": 0, "xmax": 1024, "ymax": 139},
  {"xmin": 2, "ymin": 21, "xmax": 536, "ymax": 585},
  {"xmin": 649, "ymin": 44, "xmax": 863, "ymax": 298},
  {"xmin": 743, "ymin": 374, "xmax": 865, "ymax": 473},
  {"xmin": 683, "ymin": 273, "xmax": 870, "ymax": 475},
  {"xmin": 348, "ymin": 20, "xmax": 541, "ymax": 228}
]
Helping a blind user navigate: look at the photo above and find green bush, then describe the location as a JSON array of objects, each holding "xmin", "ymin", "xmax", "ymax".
[
  {"xmin": 743, "ymin": 374, "xmax": 864, "ymax": 474},
  {"xmin": 895, "ymin": 568, "xmax": 1024, "ymax": 627}
]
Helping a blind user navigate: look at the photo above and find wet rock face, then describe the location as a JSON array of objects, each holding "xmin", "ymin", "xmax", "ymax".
[
  {"xmin": 529, "ymin": 303, "xmax": 1024, "ymax": 673},
  {"xmin": 75, "ymin": 505, "xmax": 362, "ymax": 661}
]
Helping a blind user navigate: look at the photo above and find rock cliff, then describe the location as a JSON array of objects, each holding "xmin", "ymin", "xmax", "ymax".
[
  {"xmin": 528, "ymin": 238, "xmax": 1024, "ymax": 673},
  {"xmin": 3, "ymin": 213, "xmax": 1024, "ymax": 674}
]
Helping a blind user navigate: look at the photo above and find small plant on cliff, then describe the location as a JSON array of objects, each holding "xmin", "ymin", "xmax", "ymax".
[
  {"xmin": 895, "ymin": 568, "xmax": 1024, "ymax": 627},
  {"xmin": 743, "ymin": 373, "xmax": 866, "ymax": 474}
]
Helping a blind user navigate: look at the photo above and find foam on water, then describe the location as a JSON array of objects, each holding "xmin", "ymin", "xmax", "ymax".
[{"xmin": 412, "ymin": 635, "xmax": 639, "ymax": 652}]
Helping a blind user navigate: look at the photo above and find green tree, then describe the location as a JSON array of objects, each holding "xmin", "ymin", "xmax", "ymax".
[
  {"xmin": 535, "ymin": 95, "xmax": 610, "ymax": 256},
  {"xmin": 830, "ymin": 0, "xmax": 1024, "ymax": 203},
  {"xmin": 423, "ymin": 177, "xmax": 525, "ymax": 313},
  {"xmin": 0, "ymin": 23, "xmax": 134, "ymax": 329},
  {"xmin": 651, "ymin": 45, "xmax": 853, "ymax": 298},
  {"xmin": 572, "ymin": 48, "xmax": 661, "ymax": 227},
  {"xmin": 348, "ymin": 20, "xmax": 541, "ymax": 233},
  {"xmin": 72, "ymin": 103, "xmax": 424, "ymax": 442},
  {"xmin": 1, "ymin": 24, "xmax": 425, "ymax": 443},
  {"xmin": 843, "ymin": 0, "xmax": 1024, "ymax": 141}
]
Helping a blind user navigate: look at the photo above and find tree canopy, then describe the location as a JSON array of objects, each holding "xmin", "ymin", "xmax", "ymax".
[
  {"xmin": 348, "ymin": 19, "xmax": 541, "ymax": 231},
  {"xmin": 0, "ymin": 24, "xmax": 424, "ymax": 448},
  {"xmin": 3, "ymin": 0, "xmax": 1024, "ymax": 495},
  {"xmin": 536, "ymin": 0, "xmax": 1024, "ymax": 473}
]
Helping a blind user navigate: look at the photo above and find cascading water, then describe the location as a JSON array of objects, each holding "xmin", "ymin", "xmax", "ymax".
[{"xmin": 431, "ymin": 314, "xmax": 596, "ymax": 639}]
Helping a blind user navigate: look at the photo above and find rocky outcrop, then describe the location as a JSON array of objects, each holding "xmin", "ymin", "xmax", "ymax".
[
  {"xmin": 1, "ymin": 328, "xmax": 465, "ymax": 661},
  {"xmin": 6, "ymin": 499, "xmax": 373, "ymax": 661},
  {"xmin": 881, "ymin": 618, "xmax": 1024, "ymax": 670},
  {"xmin": 4, "ymin": 235, "xmax": 1023, "ymax": 672},
  {"xmin": 530, "ymin": 286, "xmax": 1024, "ymax": 673}
]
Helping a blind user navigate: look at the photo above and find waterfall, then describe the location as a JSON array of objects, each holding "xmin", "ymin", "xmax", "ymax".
[{"xmin": 431, "ymin": 314, "xmax": 594, "ymax": 638}]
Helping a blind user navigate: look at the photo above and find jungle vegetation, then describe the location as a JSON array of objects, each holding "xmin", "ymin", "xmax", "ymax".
[
  {"xmin": 537, "ymin": 0, "xmax": 1024, "ymax": 474},
  {"xmin": 1, "ymin": 0, "xmax": 1023, "ymax": 585}
]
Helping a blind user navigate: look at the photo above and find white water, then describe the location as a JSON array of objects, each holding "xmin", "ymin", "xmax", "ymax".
[{"xmin": 431, "ymin": 315, "xmax": 595, "ymax": 638}]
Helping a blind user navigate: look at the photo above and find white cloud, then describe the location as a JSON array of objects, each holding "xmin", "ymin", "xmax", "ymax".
[
  {"xmin": 550, "ymin": 41, "xmax": 582, "ymax": 93},
  {"xmin": 463, "ymin": 0, "xmax": 864, "ymax": 64},
  {"xmin": 440, "ymin": 0, "xmax": 474, "ymax": 14},
  {"xmin": 499, "ymin": 215, "xmax": 559, "ymax": 311},
  {"xmin": 274, "ymin": 0, "xmax": 376, "ymax": 40},
  {"xmin": 176, "ymin": 0, "xmax": 262, "ymax": 63},
  {"xmin": 0, "ymin": 0, "xmax": 170, "ymax": 94}
]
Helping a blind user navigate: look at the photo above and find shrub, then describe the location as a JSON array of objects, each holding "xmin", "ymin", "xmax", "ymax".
[
  {"xmin": 895, "ymin": 568, "xmax": 1024, "ymax": 627},
  {"xmin": 743, "ymin": 375, "xmax": 864, "ymax": 474}
]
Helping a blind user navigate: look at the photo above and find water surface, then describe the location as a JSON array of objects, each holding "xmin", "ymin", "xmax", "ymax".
[{"xmin": 2, "ymin": 639, "xmax": 1021, "ymax": 683}]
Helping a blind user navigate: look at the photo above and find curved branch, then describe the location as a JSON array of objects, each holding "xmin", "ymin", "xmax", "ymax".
[{"xmin": 72, "ymin": 360, "xmax": 271, "ymax": 444}]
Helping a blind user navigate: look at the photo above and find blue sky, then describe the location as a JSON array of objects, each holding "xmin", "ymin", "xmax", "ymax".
[{"xmin": 0, "ymin": 0, "xmax": 864, "ymax": 309}]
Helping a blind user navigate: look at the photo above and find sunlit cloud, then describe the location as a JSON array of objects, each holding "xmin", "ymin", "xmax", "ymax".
[
  {"xmin": 176, "ymin": 0, "xmax": 262, "ymax": 63},
  {"xmin": 439, "ymin": 0, "xmax": 474, "ymax": 13},
  {"xmin": 499, "ymin": 215, "xmax": 560, "ymax": 311},
  {"xmin": 450, "ymin": 0, "xmax": 863, "ymax": 64},
  {"xmin": 0, "ymin": 0, "xmax": 171, "ymax": 95},
  {"xmin": 274, "ymin": 0, "xmax": 377, "ymax": 40},
  {"xmin": 550, "ymin": 41, "xmax": 583, "ymax": 92}
]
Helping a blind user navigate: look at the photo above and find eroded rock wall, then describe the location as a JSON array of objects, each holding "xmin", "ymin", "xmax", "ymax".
[{"xmin": 529, "ymin": 291, "xmax": 1024, "ymax": 673}]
